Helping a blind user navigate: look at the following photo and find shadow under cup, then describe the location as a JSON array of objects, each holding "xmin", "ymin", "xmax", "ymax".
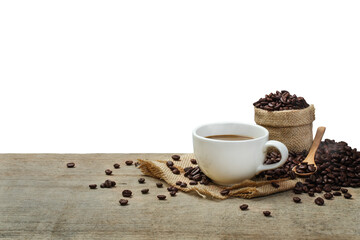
[{"xmin": 192, "ymin": 123, "xmax": 271, "ymax": 185}]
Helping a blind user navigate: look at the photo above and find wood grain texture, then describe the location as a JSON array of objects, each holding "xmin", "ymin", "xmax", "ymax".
[{"xmin": 0, "ymin": 154, "xmax": 359, "ymax": 240}]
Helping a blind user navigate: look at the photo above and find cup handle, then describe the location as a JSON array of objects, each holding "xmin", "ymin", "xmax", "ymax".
[{"xmin": 256, "ymin": 140, "xmax": 289, "ymax": 174}]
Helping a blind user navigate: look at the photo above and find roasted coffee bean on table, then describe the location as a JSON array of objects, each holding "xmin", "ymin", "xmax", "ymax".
[
  {"xmin": 190, "ymin": 159, "xmax": 197, "ymax": 164},
  {"xmin": 253, "ymin": 90, "xmax": 309, "ymax": 111},
  {"xmin": 293, "ymin": 197, "xmax": 301, "ymax": 203},
  {"xmin": 166, "ymin": 161, "xmax": 174, "ymax": 167},
  {"xmin": 220, "ymin": 189, "xmax": 230, "ymax": 196},
  {"xmin": 344, "ymin": 193, "xmax": 352, "ymax": 199},
  {"xmin": 240, "ymin": 204, "xmax": 248, "ymax": 210},
  {"xmin": 100, "ymin": 180, "xmax": 116, "ymax": 188},
  {"xmin": 315, "ymin": 197, "xmax": 325, "ymax": 206},
  {"xmin": 263, "ymin": 211, "xmax": 271, "ymax": 217},
  {"xmin": 171, "ymin": 155, "xmax": 180, "ymax": 161},
  {"xmin": 341, "ymin": 188, "xmax": 348, "ymax": 194},
  {"xmin": 324, "ymin": 193, "xmax": 333, "ymax": 200},
  {"xmin": 125, "ymin": 160, "xmax": 133, "ymax": 166},
  {"xmin": 119, "ymin": 199, "xmax": 128, "ymax": 206},
  {"xmin": 172, "ymin": 168, "xmax": 180, "ymax": 174},
  {"xmin": 141, "ymin": 189, "xmax": 149, "ymax": 194},
  {"xmin": 66, "ymin": 162, "xmax": 75, "ymax": 168},
  {"xmin": 333, "ymin": 191, "xmax": 342, "ymax": 196},
  {"xmin": 89, "ymin": 184, "xmax": 97, "ymax": 189},
  {"xmin": 105, "ymin": 169, "xmax": 112, "ymax": 175},
  {"xmin": 167, "ymin": 186, "xmax": 178, "ymax": 192},
  {"xmin": 113, "ymin": 163, "xmax": 120, "ymax": 169},
  {"xmin": 122, "ymin": 190, "xmax": 132, "ymax": 198},
  {"xmin": 156, "ymin": 183, "xmax": 163, "ymax": 188},
  {"xmin": 189, "ymin": 180, "xmax": 198, "ymax": 185},
  {"xmin": 170, "ymin": 191, "xmax": 177, "ymax": 197},
  {"xmin": 138, "ymin": 178, "xmax": 145, "ymax": 184},
  {"xmin": 157, "ymin": 195, "xmax": 166, "ymax": 200}
]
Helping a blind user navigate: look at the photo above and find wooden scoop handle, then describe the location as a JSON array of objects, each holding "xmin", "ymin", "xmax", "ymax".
[{"xmin": 306, "ymin": 127, "xmax": 326, "ymax": 164}]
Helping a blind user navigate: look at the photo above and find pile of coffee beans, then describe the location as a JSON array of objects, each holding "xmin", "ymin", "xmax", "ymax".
[
  {"xmin": 253, "ymin": 90, "xmax": 309, "ymax": 111},
  {"xmin": 100, "ymin": 179, "xmax": 116, "ymax": 188},
  {"xmin": 183, "ymin": 166, "xmax": 212, "ymax": 185}
]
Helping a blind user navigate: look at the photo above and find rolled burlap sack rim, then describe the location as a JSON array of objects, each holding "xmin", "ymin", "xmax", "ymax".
[{"xmin": 254, "ymin": 104, "xmax": 315, "ymax": 127}]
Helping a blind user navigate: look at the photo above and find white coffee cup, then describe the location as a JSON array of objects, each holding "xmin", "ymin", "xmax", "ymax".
[{"xmin": 192, "ymin": 122, "xmax": 289, "ymax": 185}]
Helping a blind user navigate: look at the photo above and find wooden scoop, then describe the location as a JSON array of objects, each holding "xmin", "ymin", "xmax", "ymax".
[{"xmin": 292, "ymin": 126, "xmax": 326, "ymax": 176}]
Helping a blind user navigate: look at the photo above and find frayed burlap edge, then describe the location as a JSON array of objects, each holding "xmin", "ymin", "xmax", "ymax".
[{"xmin": 138, "ymin": 154, "xmax": 303, "ymax": 199}]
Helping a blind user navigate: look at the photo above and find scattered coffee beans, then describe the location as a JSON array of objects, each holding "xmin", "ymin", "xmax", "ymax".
[
  {"xmin": 172, "ymin": 155, "xmax": 181, "ymax": 161},
  {"xmin": 253, "ymin": 90, "xmax": 309, "ymax": 111},
  {"xmin": 100, "ymin": 180, "xmax": 116, "ymax": 188},
  {"xmin": 122, "ymin": 190, "xmax": 132, "ymax": 198},
  {"xmin": 271, "ymin": 182, "xmax": 280, "ymax": 188},
  {"xmin": 125, "ymin": 160, "xmax": 133, "ymax": 166},
  {"xmin": 113, "ymin": 163, "xmax": 120, "ymax": 169},
  {"xmin": 293, "ymin": 197, "xmax": 301, "ymax": 203},
  {"xmin": 138, "ymin": 178, "xmax": 145, "ymax": 184},
  {"xmin": 157, "ymin": 195, "xmax": 166, "ymax": 200},
  {"xmin": 89, "ymin": 184, "xmax": 97, "ymax": 189},
  {"xmin": 315, "ymin": 197, "xmax": 324, "ymax": 206},
  {"xmin": 190, "ymin": 159, "xmax": 197, "ymax": 164},
  {"xmin": 240, "ymin": 204, "xmax": 248, "ymax": 210},
  {"xmin": 220, "ymin": 189, "xmax": 230, "ymax": 196},
  {"xmin": 180, "ymin": 182, "xmax": 187, "ymax": 188},
  {"xmin": 119, "ymin": 199, "xmax": 128, "ymax": 206},
  {"xmin": 344, "ymin": 193, "xmax": 352, "ymax": 199},
  {"xmin": 156, "ymin": 183, "xmax": 163, "ymax": 188},
  {"xmin": 263, "ymin": 211, "xmax": 271, "ymax": 217},
  {"xmin": 167, "ymin": 186, "xmax": 178, "ymax": 192},
  {"xmin": 105, "ymin": 169, "xmax": 112, "ymax": 175},
  {"xmin": 67, "ymin": 162, "xmax": 75, "ymax": 168},
  {"xmin": 141, "ymin": 189, "xmax": 149, "ymax": 194}
]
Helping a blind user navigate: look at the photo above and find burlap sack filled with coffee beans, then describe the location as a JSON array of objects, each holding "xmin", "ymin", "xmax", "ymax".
[{"xmin": 254, "ymin": 104, "xmax": 315, "ymax": 152}]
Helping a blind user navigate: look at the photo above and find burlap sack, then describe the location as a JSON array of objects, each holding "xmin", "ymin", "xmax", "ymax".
[
  {"xmin": 254, "ymin": 104, "xmax": 315, "ymax": 152},
  {"xmin": 138, "ymin": 154, "xmax": 302, "ymax": 199}
]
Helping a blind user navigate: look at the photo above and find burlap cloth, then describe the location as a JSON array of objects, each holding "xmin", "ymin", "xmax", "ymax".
[
  {"xmin": 139, "ymin": 154, "xmax": 302, "ymax": 199},
  {"xmin": 255, "ymin": 104, "xmax": 315, "ymax": 152}
]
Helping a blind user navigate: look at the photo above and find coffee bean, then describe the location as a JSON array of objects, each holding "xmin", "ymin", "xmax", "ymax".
[
  {"xmin": 344, "ymin": 193, "xmax": 352, "ymax": 199},
  {"xmin": 102, "ymin": 179, "xmax": 116, "ymax": 188},
  {"xmin": 324, "ymin": 193, "xmax": 333, "ymax": 200},
  {"xmin": 190, "ymin": 159, "xmax": 197, "ymax": 164},
  {"xmin": 122, "ymin": 190, "xmax": 132, "ymax": 198},
  {"xmin": 171, "ymin": 155, "xmax": 180, "ymax": 161},
  {"xmin": 315, "ymin": 197, "xmax": 324, "ymax": 206},
  {"xmin": 141, "ymin": 189, "xmax": 149, "ymax": 194},
  {"xmin": 193, "ymin": 174, "xmax": 202, "ymax": 182},
  {"xmin": 263, "ymin": 211, "xmax": 271, "ymax": 217},
  {"xmin": 166, "ymin": 161, "xmax": 174, "ymax": 167},
  {"xmin": 89, "ymin": 184, "xmax": 97, "ymax": 189},
  {"xmin": 293, "ymin": 197, "xmax": 301, "ymax": 203},
  {"xmin": 113, "ymin": 163, "xmax": 120, "ymax": 169},
  {"xmin": 333, "ymin": 191, "xmax": 342, "ymax": 196},
  {"xmin": 220, "ymin": 189, "xmax": 230, "ymax": 196},
  {"xmin": 240, "ymin": 204, "xmax": 248, "ymax": 210},
  {"xmin": 157, "ymin": 195, "xmax": 166, "ymax": 200},
  {"xmin": 341, "ymin": 188, "xmax": 348, "ymax": 193},
  {"xmin": 138, "ymin": 178, "xmax": 145, "ymax": 184},
  {"xmin": 308, "ymin": 191, "xmax": 315, "ymax": 197},
  {"xmin": 167, "ymin": 186, "xmax": 178, "ymax": 192},
  {"xmin": 180, "ymin": 182, "xmax": 187, "ymax": 188},
  {"xmin": 119, "ymin": 199, "xmax": 128, "ymax": 206},
  {"xmin": 271, "ymin": 182, "xmax": 280, "ymax": 188},
  {"xmin": 331, "ymin": 186, "xmax": 341, "ymax": 191},
  {"xmin": 67, "ymin": 162, "xmax": 75, "ymax": 168},
  {"xmin": 175, "ymin": 181, "xmax": 181, "ymax": 186},
  {"xmin": 323, "ymin": 185, "xmax": 331, "ymax": 192},
  {"xmin": 105, "ymin": 169, "xmax": 112, "ymax": 175},
  {"xmin": 170, "ymin": 191, "xmax": 177, "ymax": 197},
  {"xmin": 100, "ymin": 183, "xmax": 105, "ymax": 188},
  {"xmin": 172, "ymin": 168, "xmax": 180, "ymax": 174},
  {"xmin": 253, "ymin": 91, "xmax": 309, "ymax": 111},
  {"xmin": 189, "ymin": 180, "xmax": 198, "ymax": 185},
  {"xmin": 156, "ymin": 183, "xmax": 163, "ymax": 188},
  {"xmin": 125, "ymin": 160, "xmax": 133, "ymax": 166}
]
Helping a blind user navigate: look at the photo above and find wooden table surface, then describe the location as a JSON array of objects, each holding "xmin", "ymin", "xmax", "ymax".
[{"xmin": 0, "ymin": 154, "xmax": 359, "ymax": 240}]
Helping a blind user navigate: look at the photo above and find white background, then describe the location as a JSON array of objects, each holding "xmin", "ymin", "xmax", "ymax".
[{"xmin": 0, "ymin": 1, "xmax": 359, "ymax": 153}]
